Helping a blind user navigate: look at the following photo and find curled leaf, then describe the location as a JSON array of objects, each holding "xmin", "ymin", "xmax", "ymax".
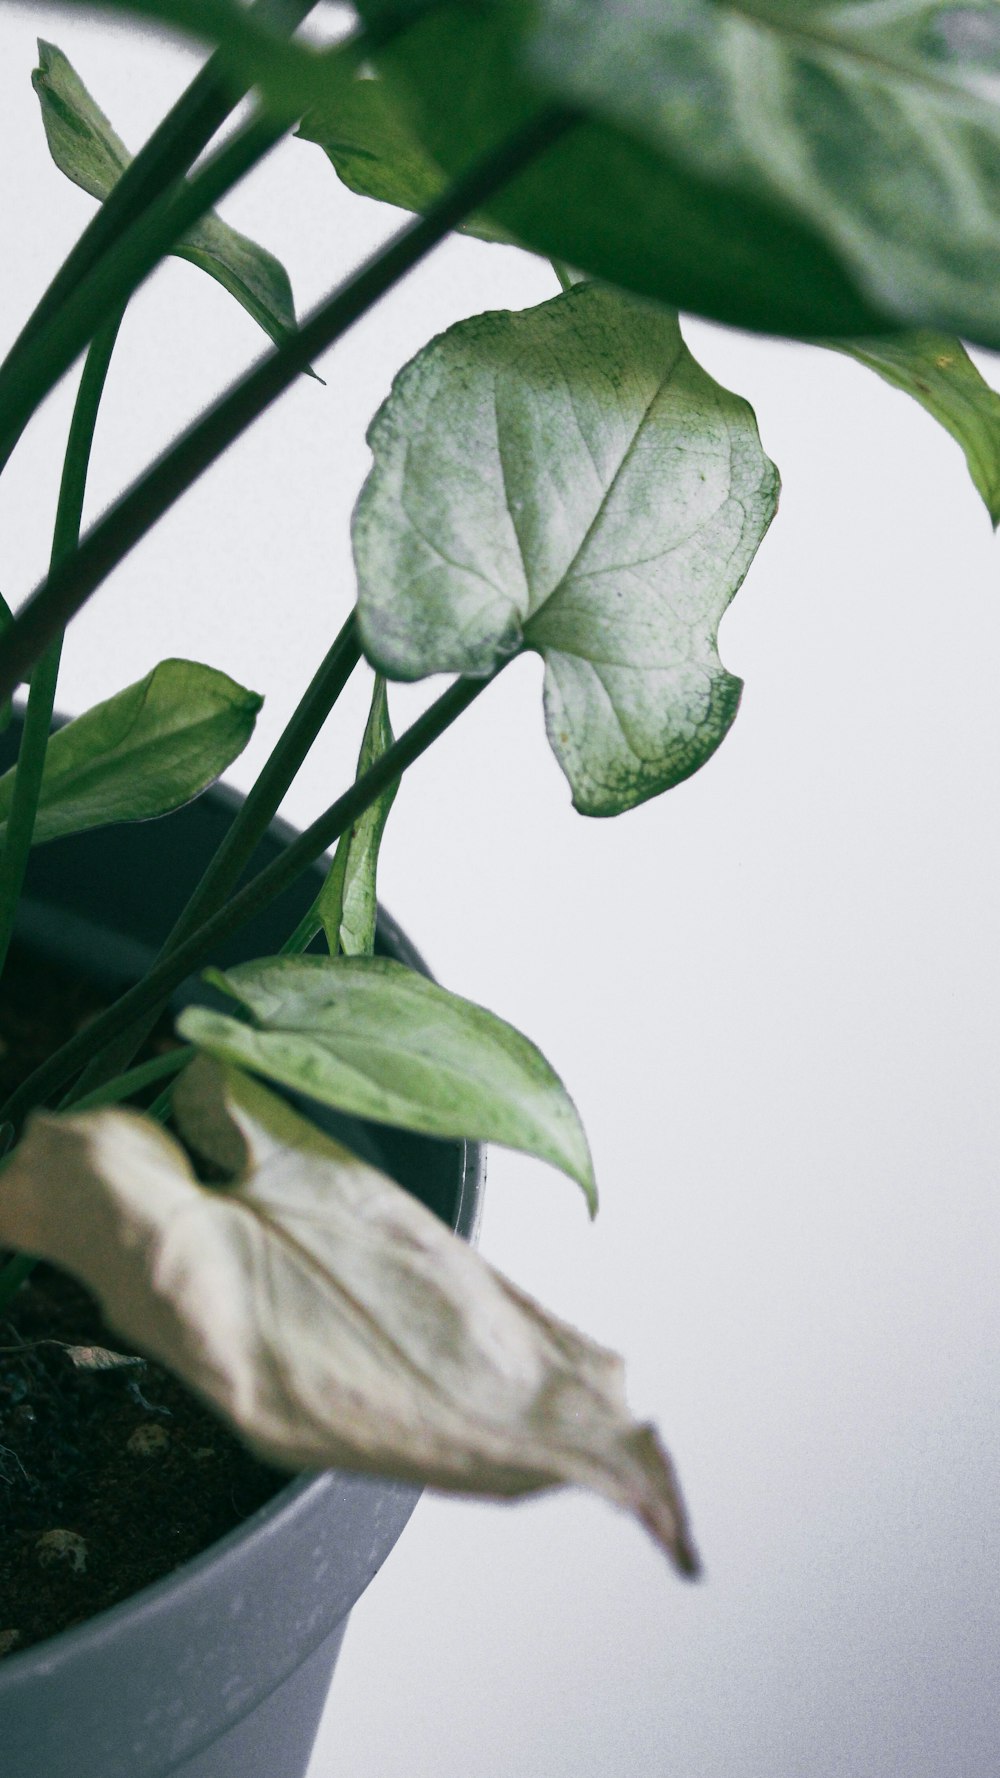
[
  {"xmin": 33, "ymin": 40, "xmax": 302, "ymax": 352},
  {"xmin": 355, "ymin": 282, "xmax": 778, "ymax": 814},
  {"xmin": 0, "ymin": 1060, "xmax": 698, "ymax": 1573},
  {"xmin": 830, "ymin": 333, "xmax": 1000, "ymax": 526},
  {"xmin": 0, "ymin": 659, "xmax": 262, "ymax": 845},
  {"xmin": 316, "ymin": 673, "xmax": 397, "ymax": 958},
  {"xmin": 178, "ymin": 953, "xmax": 597, "ymax": 1211}
]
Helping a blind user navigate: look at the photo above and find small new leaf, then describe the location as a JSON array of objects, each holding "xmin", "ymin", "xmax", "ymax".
[
  {"xmin": 0, "ymin": 659, "xmax": 261, "ymax": 845},
  {"xmin": 33, "ymin": 40, "xmax": 301, "ymax": 352},
  {"xmin": 355, "ymin": 282, "xmax": 778, "ymax": 814},
  {"xmin": 178, "ymin": 953, "xmax": 597, "ymax": 1210},
  {"xmin": 831, "ymin": 334, "xmax": 1000, "ymax": 527},
  {"xmin": 317, "ymin": 674, "xmax": 398, "ymax": 958},
  {"xmin": 0, "ymin": 1060, "xmax": 698, "ymax": 1572}
]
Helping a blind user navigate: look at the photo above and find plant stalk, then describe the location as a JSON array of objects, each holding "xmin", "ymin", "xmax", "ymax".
[
  {"xmin": 2, "ymin": 672, "xmax": 496, "ymax": 1126},
  {"xmin": 0, "ymin": 307, "xmax": 126, "ymax": 981},
  {"xmin": 73, "ymin": 610, "xmax": 362, "ymax": 1095},
  {"xmin": 71, "ymin": 1046, "xmax": 194, "ymax": 1113},
  {"xmin": 0, "ymin": 105, "xmax": 578, "ymax": 708}
]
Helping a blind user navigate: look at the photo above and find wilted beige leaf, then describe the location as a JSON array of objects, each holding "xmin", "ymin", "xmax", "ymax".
[{"xmin": 0, "ymin": 1059, "xmax": 698, "ymax": 1574}]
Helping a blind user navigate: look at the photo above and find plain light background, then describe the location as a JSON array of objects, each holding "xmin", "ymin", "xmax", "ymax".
[{"xmin": 1, "ymin": 8, "xmax": 999, "ymax": 1775}]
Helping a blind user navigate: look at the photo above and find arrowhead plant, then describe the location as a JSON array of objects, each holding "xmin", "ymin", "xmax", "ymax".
[{"xmin": 0, "ymin": 0, "xmax": 997, "ymax": 1615}]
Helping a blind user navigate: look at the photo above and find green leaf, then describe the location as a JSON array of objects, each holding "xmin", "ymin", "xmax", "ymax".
[
  {"xmin": 33, "ymin": 40, "xmax": 302, "ymax": 351},
  {"xmin": 353, "ymin": 0, "xmax": 889, "ymax": 340},
  {"xmin": 830, "ymin": 333, "xmax": 1000, "ymax": 527},
  {"xmin": 529, "ymin": 0, "xmax": 1000, "ymax": 350},
  {"xmin": 177, "ymin": 953, "xmax": 597, "ymax": 1210},
  {"xmin": 33, "ymin": 1, "xmax": 370, "ymax": 119},
  {"xmin": 0, "ymin": 1057, "xmax": 697, "ymax": 1571},
  {"xmin": 317, "ymin": 674, "xmax": 398, "ymax": 958},
  {"xmin": 0, "ymin": 659, "xmax": 262, "ymax": 845},
  {"xmin": 354, "ymin": 282, "xmax": 778, "ymax": 815},
  {"xmin": 0, "ymin": 592, "xmax": 13, "ymax": 736},
  {"xmin": 296, "ymin": 70, "xmax": 516, "ymax": 245}
]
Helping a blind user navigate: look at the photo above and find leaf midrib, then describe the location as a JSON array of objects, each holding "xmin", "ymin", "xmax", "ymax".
[{"xmin": 508, "ymin": 353, "xmax": 684, "ymax": 648}]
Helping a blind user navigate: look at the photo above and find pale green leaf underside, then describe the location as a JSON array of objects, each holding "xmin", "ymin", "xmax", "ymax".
[
  {"xmin": 354, "ymin": 283, "xmax": 778, "ymax": 815},
  {"xmin": 178, "ymin": 953, "xmax": 596, "ymax": 1209},
  {"xmin": 831, "ymin": 332, "xmax": 1000, "ymax": 525},
  {"xmin": 531, "ymin": 0, "xmax": 1000, "ymax": 349},
  {"xmin": 297, "ymin": 72, "xmax": 515, "ymax": 245},
  {"xmin": 33, "ymin": 40, "xmax": 300, "ymax": 350},
  {"xmin": 0, "ymin": 1059, "xmax": 696, "ymax": 1569},
  {"xmin": 0, "ymin": 659, "xmax": 261, "ymax": 845},
  {"xmin": 317, "ymin": 674, "xmax": 398, "ymax": 958}
]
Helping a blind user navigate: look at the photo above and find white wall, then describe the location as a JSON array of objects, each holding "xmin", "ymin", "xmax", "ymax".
[{"xmin": 1, "ymin": 10, "xmax": 999, "ymax": 1775}]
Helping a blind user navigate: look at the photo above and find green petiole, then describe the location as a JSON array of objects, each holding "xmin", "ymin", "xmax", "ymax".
[
  {"xmin": 1, "ymin": 671, "xmax": 499, "ymax": 1127},
  {"xmin": 0, "ymin": 306, "xmax": 126, "ymax": 982},
  {"xmin": 72, "ymin": 610, "xmax": 363, "ymax": 1096},
  {"xmin": 69, "ymin": 1045, "xmax": 194, "ymax": 1113},
  {"xmin": 0, "ymin": 106, "xmax": 578, "ymax": 707}
]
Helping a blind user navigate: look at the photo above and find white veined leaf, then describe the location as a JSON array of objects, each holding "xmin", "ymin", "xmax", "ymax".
[{"xmin": 354, "ymin": 282, "xmax": 778, "ymax": 815}]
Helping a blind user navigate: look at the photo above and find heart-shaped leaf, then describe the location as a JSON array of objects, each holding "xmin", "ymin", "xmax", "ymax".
[
  {"xmin": 354, "ymin": 282, "xmax": 778, "ymax": 814},
  {"xmin": 830, "ymin": 334, "xmax": 1000, "ymax": 526},
  {"xmin": 296, "ymin": 70, "xmax": 516, "ymax": 244},
  {"xmin": 33, "ymin": 40, "xmax": 302, "ymax": 352},
  {"xmin": 0, "ymin": 659, "xmax": 261, "ymax": 845},
  {"xmin": 177, "ymin": 952, "xmax": 596, "ymax": 1210},
  {"xmin": 530, "ymin": 0, "xmax": 1000, "ymax": 350},
  {"xmin": 316, "ymin": 673, "xmax": 398, "ymax": 958},
  {"xmin": 0, "ymin": 1058, "xmax": 699, "ymax": 1573}
]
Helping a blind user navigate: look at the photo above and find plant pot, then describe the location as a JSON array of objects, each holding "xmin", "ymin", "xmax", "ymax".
[{"xmin": 0, "ymin": 742, "xmax": 482, "ymax": 1778}]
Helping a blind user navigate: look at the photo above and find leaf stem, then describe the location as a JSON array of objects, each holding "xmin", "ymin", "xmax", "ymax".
[
  {"xmin": 72, "ymin": 610, "xmax": 362, "ymax": 1094},
  {"xmin": 71, "ymin": 1045, "xmax": 194, "ymax": 1112},
  {"xmin": 1, "ymin": 671, "xmax": 498, "ymax": 1125},
  {"xmin": 0, "ymin": 105, "xmax": 579, "ymax": 707},
  {"xmin": 0, "ymin": 306, "xmax": 126, "ymax": 982},
  {"xmin": 0, "ymin": 0, "xmax": 320, "ymax": 476}
]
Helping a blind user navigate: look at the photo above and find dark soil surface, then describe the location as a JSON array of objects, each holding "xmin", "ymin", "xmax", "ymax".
[{"xmin": 0, "ymin": 943, "xmax": 287, "ymax": 1659}]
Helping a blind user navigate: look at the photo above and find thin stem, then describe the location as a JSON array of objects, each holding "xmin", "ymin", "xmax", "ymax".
[
  {"xmin": 73, "ymin": 610, "xmax": 362, "ymax": 1094},
  {"xmin": 70, "ymin": 1046, "xmax": 193, "ymax": 1113},
  {"xmin": 0, "ymin": 105, "xmax": 578, "ymax": 707},
  {"xmin": 0, "ymin": 0, "xmax": 320, "ymax": 474},
  {"xmin": 0, "ymin": 307, "xmax": 126, "ymax": 981},
  {"xmin": 0, "ymin": 108, "xmax": 289, "ymax": 476},
  {"xmin": 2, "ymin": 672, "xmax": 497, "ymax": 1126},
  {"xmin": 280, "ymin": 901, "xmax": 323, "ymax": 956}
]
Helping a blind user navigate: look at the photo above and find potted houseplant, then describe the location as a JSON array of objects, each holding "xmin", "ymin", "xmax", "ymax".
[{"xmin": 0, "ymin": 2, "xmax": 998, "ymax": 1773}]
